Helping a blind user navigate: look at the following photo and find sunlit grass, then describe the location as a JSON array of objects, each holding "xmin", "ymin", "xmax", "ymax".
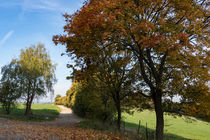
[
  {"xmin": 0, "ymin": 103, "xmax": 60, "ymax": 121},
  {"xmin": 123, "ymin": 110, "xmax": 210, "ymax": 140}
]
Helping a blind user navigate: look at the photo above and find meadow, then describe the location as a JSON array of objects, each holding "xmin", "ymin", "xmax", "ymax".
[
  {"xmin": 0, "ymin": 103, "xmax": 60, "ymax": 121},
  {"xmin": 123, "ymin": 110, "xmax": 210, "ymax": 140},
  {"xmin": 1, "ymin": 103, "xmax": 209, "ymax": 139}
]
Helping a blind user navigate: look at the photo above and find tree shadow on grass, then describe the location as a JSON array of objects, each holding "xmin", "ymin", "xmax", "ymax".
[
  {"xmin": 78, "ymin": 120, "xmax": 191, "ymax": 140},
  {"xmin": 0, "ymin": 107, "xmax": 59, "ymax": 121},
  {"xmin": 124, "ymin": 121, "xmax": 191, "ymax": 140}
]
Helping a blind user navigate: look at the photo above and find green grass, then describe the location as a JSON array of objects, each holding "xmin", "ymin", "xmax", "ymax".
[
  {"xmin": 0, "ymin": 103, "xmax": 61, "ymax": 121},
  {"xmin": 78, "ymin": 120, "xmax": 136, "ymax": 140},
  {"xmin": 123, "ymin": 110, "xmax": 210, "ymax": 140}
]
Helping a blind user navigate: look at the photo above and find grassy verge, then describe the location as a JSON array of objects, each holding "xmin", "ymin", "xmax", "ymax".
[
  {"xmin": 0, "ymin": 103, "xmax": 60, "ymax": 121},
  {"xmin": 78, "ymin": 110, "xmax": 210, "ymax": 140},
  {"xmin": 123, "ymin": 110, "xmax": 210, "ymax": 140},
  {"xmin": 78, "ymin": 120, "xmax": 183, "ymax": 140},
  {"xmin": 78, "ymin": 120, "xmax": 134, "ymax": 140}
]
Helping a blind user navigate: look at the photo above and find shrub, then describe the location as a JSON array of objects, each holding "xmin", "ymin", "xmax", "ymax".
[
  {"xmin": 54, "ymin": 94, "xmax": 66, "ymax": 105},
  {"xmin": 0, "ymin": 82, "xmax": 20, "ymax": 114},
  {"xmin": 66, "ymin": 82, "xmax": 116, "ymax": 121},
  {"xmin": 0, "ymin": 62, "xmax": 22, "ymax": 114}
]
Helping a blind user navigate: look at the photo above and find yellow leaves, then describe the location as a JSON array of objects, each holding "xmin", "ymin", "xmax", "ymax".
[
  {"xmin": 102, "ymin": 32, "xmax": 110, "ymax": 43},
  {"xmin": 132, "ymin": 21, "xmax": 155, "ymax": 36},
  {"xmin": 159, "ymin": 18, "xmax": 166, "ymax": 25}
]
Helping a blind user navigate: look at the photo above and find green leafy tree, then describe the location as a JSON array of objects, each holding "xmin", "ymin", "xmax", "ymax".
[
  {"xmin": 88, "ymin": 51, "xmax": 139, "ymax": 130},
  {"xmin": 0, "ymin": 61, "xmax": 22, "ymax": 114},
  {"xmin": 66, "ymin": 81, "xmax": 116, "ymax": 121},
  {"xmin": 17, "ymin": 43, "xmax": 57, "ymax": 116},
  {"xmin": 54, "ymin": 95, "xmax": 66, "ymax": 105},
  {"xmin": 53, "ymin": 0, "xmax": 209, "ymax": 139},
  {"xmin": 54, "ymin": 94, "xmax": 61, "ymax": 104}
]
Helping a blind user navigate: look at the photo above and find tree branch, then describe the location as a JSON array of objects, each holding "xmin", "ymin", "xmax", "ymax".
[
  {"xmin": 146, "ymin": 48, "xmax": 159, "ymax": 82},
  {"xmin": 158, "ymin": 50, "xmax": 168, "ymax": 82}
]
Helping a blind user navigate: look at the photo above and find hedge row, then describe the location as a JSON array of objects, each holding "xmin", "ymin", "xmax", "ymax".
[{"xmin": 55, "ymin": 82, "xmax": 116, "ymax": 121}]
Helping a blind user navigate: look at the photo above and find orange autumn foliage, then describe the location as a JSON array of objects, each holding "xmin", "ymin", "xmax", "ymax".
[{"xmin": 53, "ymin": 0, "xmax": 209, "ymax": 139}]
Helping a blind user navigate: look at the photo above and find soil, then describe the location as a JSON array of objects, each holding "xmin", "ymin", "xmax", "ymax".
[
  {"xmin": 0, "ymin": 105, "xmax": 83, "ymax": 140},
  {"xmin": 44, "ymin": 105, "xmax": 82, "ymax": 127}
]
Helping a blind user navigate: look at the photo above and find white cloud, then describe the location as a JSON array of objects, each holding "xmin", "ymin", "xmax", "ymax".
[
  {"xmin": 22, "ymin": 0, "xmax": 58, "ymax": 11},
  {"xmin": 21, "ymin": 0, "xmax": 71, "ymax": 13},
  {"xmin": 0, "ymin": 0, "xmax": 84, "ymax": 12},
  {"xmin": 1, "ymin": 1, "xmax": 84, "ymax": 21},
  {"xmin": 0, "ymin": 0, "xmax": 21, "ymax": 7},
  {"xmin": 19, "ymin": 0, "xmax": 67, "ymax": 20},
  {"xmin": 0, "ymin": 30, "xmax": 14, "ymax": 48},
  {"xmin": 0, "ymin": 0, "xmax": 60, "ymax": 12}
]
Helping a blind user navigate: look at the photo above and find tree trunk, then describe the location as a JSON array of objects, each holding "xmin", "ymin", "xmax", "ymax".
[
  {"xmin": 114, "ymin": 91, "xmax": 121, "ymax": 131},
  {"xmin": 111, "ymin": 91, "xmax": 122, "ymax": 131},
  {"xmin": 25, "ymin": 100, "xmax": 33, "ymax": 116},
  {"xmin": 25, "ymin": 102, "xmax": 32, "ymax": 116},
  {"xmin": 4, "ymin": 102, "xmax": 11, "ymax": 114},
  {"xmin": 116, "ymin": 103, "xmax": 121, "ymax": 131},
  {"xmin": 102, "ymin": 98, "xmax": 108, "ymax": 123},
  {"xmin": 25, "ymin": 94, "xmax": 34, "ymax": 116},
  {"xmin": 153, "ymin": 90, "xmax": 164, "ymax": 140},
  {"xmin": 25, "ymin": 98, "xmax": 30, "ymax": 115},
  {"xmin": 27, "ymin": 102, "xmax": 32, "ymax": 115},
  {"xmin": 6, "ymin": 103, "xmax": 11, "ymax": 114}
]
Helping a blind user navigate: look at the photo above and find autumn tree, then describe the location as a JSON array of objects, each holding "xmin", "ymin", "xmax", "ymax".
[
  {"xmin": 0, "ymin": 61, "xmax": 22, "ymax": 114},
  {"xmin": 17, "ymin": 43, "xmax": 56, "ymax": 116},
  {"xmin": 53, "ymin": 0, "xmax": 209, "ymax": 139},
  {"xmin": 86, "ymin": 49, "xmax": 140, "ymax": 130},
  {"xmin": 57, "ymin": 32, "xmax": 140, "ymax": 129},
  {"xmin": 181, "ymin": 84, "xmax": 210, "ymax": 120}
]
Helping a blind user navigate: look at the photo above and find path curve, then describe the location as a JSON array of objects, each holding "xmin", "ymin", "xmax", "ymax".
[
  {"xmin": 0, "ymin": 105, "xmax": 123, "ymax": 140},
  {"xmin": 0, "ymin": 105, "xmax": 84, "ymax": 139},
  {"xmin": 44, "ymin": 105, "xmax": 82, "ymax": 126}
]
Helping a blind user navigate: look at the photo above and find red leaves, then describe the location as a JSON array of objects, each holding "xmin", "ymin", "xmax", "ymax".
[
  {"xmin": 134, "ymin": 34, "xmax": 164, "ymax": 48},
  {"xmin": 52, "ymin": 35, "xmax": 60, "ymax": 45},
  {"xmin": 53, "ymin": 35, "xmax": 67, "ymax": 46},
  {"xmin": 59, "ymin": 35, "xmax": 67, "ymax": 43},
  {"xmin": 179, "ymin": 33, "xmax": 189, "ymax": 45}
]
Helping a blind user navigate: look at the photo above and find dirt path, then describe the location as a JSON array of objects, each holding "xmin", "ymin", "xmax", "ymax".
[
  {"xmin": 44, "ymin": 105, "xmax": 82, "ymax": 126},
  {"xmin": 0, "ymin": 106, "xmax": 124, "ymax": 140},
  {"xmin": 0, "ymin": 105, "xmax": 84, "ymax": 140}
]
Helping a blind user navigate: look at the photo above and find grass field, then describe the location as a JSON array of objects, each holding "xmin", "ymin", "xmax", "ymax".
[
  {"xmin": 123, "ymin": 110, "xmax": 210, "ymax": 140},
  {"xmin": 0, "ymin": 103, "xmax": 60, "ymax": 121}
]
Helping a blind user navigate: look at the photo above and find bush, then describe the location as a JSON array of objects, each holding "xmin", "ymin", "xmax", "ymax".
[
  {"xmin": 0, "ymin": 82, "xmax": 20, "ymax": 114},
  {"xmin": 54, "ymin": 94, "xmax": 66, "ymax": 105},
  {"xmin": 54, "ymin": 81, "xmax": 116, "ymax": 121},
  {"xmin": 0, "ymin": 62, "xmax": 22, "ymax": 114},
  {"xmin": 66, "ymin": 82, "xmax": 116, "ymax": 121}
]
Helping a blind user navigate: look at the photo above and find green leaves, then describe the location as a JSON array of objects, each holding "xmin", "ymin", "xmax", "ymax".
[
  {"xmin": 0, "ymin": 62, "xmax": 23, "ymax": 114},
  {"xmin": 0, "ymin": 43, "xmax": 57, "ymax": 116}
]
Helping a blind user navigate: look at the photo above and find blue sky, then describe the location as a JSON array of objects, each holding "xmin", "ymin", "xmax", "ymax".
[{"xmin": 0, "ymin": 0, "xmax": 85, "ymax": 102}]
